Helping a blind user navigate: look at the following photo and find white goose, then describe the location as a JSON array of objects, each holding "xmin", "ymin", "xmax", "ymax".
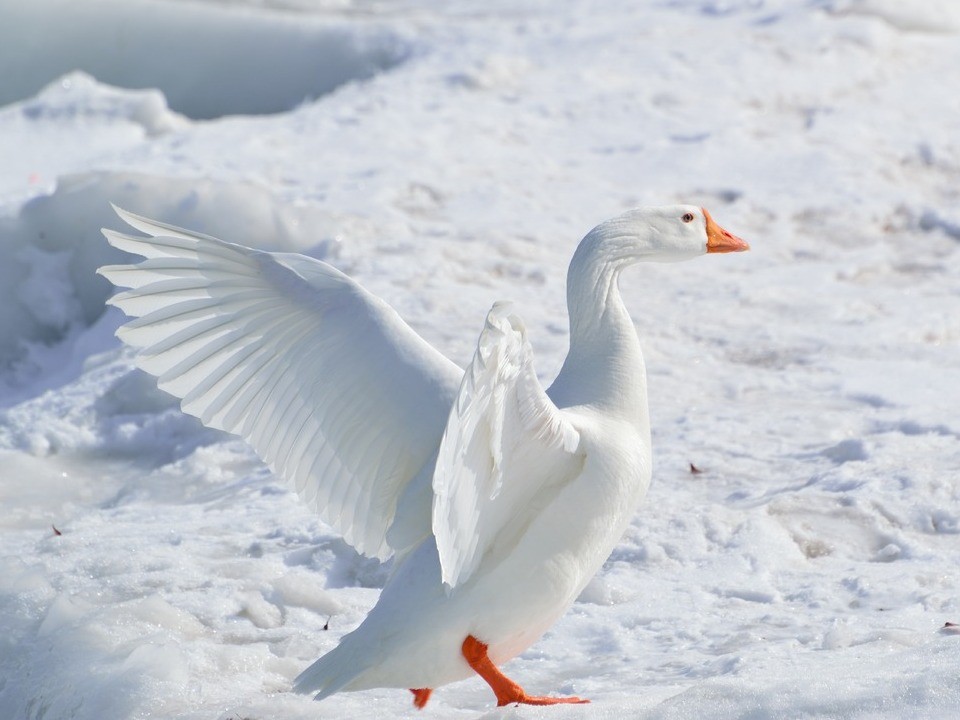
[{"xmin": 98, "ymin": 205, "xmax": 748, "ymax": 708}]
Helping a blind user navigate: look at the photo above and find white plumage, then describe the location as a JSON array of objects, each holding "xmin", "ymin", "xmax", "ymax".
[
  {"xmin": 101, "ymin": 207, "xmax": 459, "ymax": 560},
  {"xmin": 432, "ymin": 302, "xmax": 581, "ymax": 589},
  {"xmin": 98, "ymin": 203, "xmax": 747, "ymax": 707}
]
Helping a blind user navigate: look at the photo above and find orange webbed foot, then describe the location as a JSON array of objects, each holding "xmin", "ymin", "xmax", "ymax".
[
  {"xmin": 461, "ymin": 635, "xmax": 590, "ymax": 707},
  {"xmin": 504, "ymin": 694, "xmax": 590, "ymax": 706},
  {"xmin": 410, "ymin": 688, "xmax": 433, "ymax": 709}
]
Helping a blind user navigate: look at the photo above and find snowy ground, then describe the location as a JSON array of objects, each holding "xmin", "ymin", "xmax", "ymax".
[{"xmin": 2, "ymin": 0, "xmax": 960, "ymax": 718}]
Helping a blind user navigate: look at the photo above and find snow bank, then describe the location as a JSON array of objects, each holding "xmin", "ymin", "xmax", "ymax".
[
  {"xmin": 0, "ymin": 171, "xmax": 330, "ymax": 402},
  {"xmin": 0, "ymin": 0, "xmax": 411, "ymax": 119},
  {"xmin": 15, "ymin": 72, "xmax": 188, "ymax": 138}
]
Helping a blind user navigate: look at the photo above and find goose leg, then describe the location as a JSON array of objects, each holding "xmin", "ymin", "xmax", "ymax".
[
  {"xmin": 461, "ymin": 635, "xmax": 589, "ymax": 706},
  {"xmin": 410, "ymin": 688, "xmax": 433, "ymax": 709}
]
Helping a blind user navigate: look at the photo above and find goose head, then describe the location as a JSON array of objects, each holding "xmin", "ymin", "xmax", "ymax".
[
  {"xmin": 559, "ymin": 205, "xmax": 749, "ymax": 408},
  {"xmin": 564, "ymin": 204, "xmax": 750, "ymax": 343},
  {"xmin": 574, "ymin": 205, "xmax": 749, "ymax": 269}
]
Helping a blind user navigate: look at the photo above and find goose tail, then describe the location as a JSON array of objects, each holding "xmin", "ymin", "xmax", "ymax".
[{"xmin": 293, "ymin": 639, "xmax": 372, "ymax": 701}]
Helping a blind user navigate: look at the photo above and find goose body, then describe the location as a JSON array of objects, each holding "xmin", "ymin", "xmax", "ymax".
[{"xmin": 98, "ymin": 204, "xmax": 747, "ymax": 707}]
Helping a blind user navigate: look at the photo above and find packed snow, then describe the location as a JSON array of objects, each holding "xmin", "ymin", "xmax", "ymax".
[{"xmin": 2, "ymin": 0, "xmax": 959, "ymax": 718}]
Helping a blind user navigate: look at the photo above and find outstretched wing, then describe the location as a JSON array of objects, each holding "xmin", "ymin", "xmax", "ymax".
[
  {"xmin": 98, "ymin": 207, "xmax": 461, "ymax": 559},
  {"xmin": 432, "ymin": 301, "xmax": 582, "ymax": 590}
]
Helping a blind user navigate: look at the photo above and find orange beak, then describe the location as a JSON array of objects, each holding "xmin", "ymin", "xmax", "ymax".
[{"xmin": 703, "ymin": 208, "xmax": 750, "ymax": 253}]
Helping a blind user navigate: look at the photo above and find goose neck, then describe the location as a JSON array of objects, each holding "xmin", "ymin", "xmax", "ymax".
[{"xmin": 551, "ymin": 253, "xmax": 648, "ymax": 422}]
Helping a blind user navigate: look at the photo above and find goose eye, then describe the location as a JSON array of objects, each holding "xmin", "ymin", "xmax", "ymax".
[{"xmin": 681, "ymin": 212, "xmax": 695, "ymax": 223}]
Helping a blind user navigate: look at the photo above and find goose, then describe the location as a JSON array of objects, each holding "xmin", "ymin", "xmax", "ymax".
[{"xmin": 98, "ymin": 204, "xmax": 748, "ymax": 708}]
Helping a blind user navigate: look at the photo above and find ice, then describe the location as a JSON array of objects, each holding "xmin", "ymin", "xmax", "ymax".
[{"xmin": 2, "ymin": 0, "xmax": 960, "ymax": 718}]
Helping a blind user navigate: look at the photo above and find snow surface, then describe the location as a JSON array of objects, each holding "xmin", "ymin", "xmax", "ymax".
[{"xmin": 2, "ymin": 0, "xmax": 960, "ymax": 718}]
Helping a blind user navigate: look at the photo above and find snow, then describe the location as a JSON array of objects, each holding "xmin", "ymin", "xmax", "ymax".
[{"xmin": 2, "ymin": 0, "xmax": 959, "ymax": 718}]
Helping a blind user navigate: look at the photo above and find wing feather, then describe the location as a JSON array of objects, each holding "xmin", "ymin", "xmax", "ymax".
[
  {"xmin": 432, "ymin": 302, "xmax": 582, "ymax": 589},
  {"xmin": 100, "ymin": 208, "xmax": 460, "ymax": 559}
]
